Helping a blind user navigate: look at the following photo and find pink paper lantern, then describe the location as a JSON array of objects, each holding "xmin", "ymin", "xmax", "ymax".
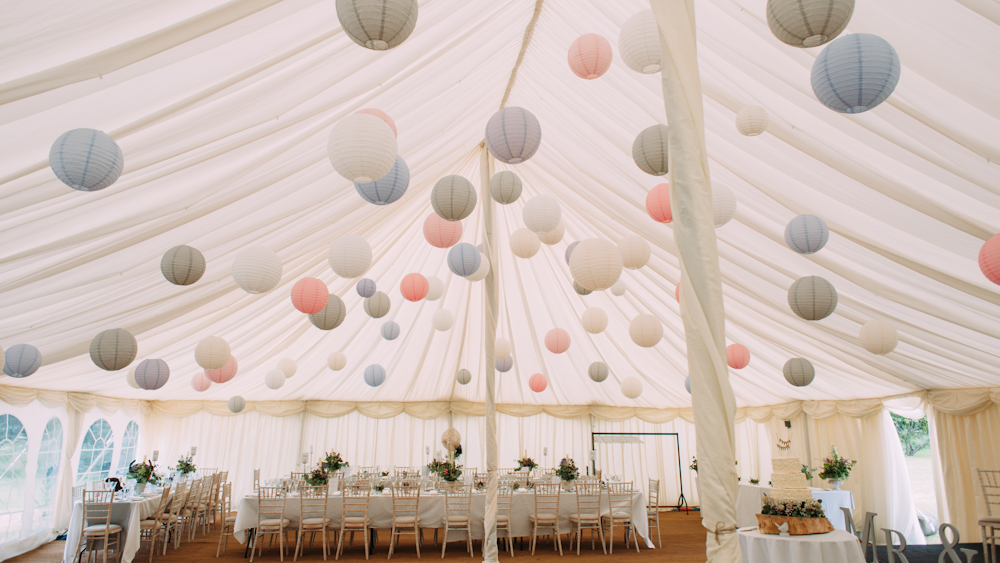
[
  {"xmin": 726, "ymin": 344, "xmax": 751, "ymax": 370},
  {"xmin": 191, "ymin": 371, "xmax": 212, "ymax": 392},
  {"xmin": 980, "ymin": 234, "xmax": 1000, "ymax": 285},
  {"xmin": 568, "ymin": 34, "xmax": 613, "ymax": 79},
  {"xmin": 400, "ymin": 273, "xmax": 429, "ymax": 302},
  {"xmin": 291, "ymin": 277, "xmax": 329, "ymax": 314},
  {"xmin": 646, "ymin": 183, "xmax": 672, "ymax": 223},
  {"xmin": 424, "ymin": 213, "xmax": 463, "ymax": 248},
  {"xmin": 529, "ymin": 373, "xmax": 548, "ymax": 393},
  {"xmin": 205, "ymin": 355, "xmax": 238, "ymax": 384},
  {"xmin": 675, "ymin": 284, "xmax": 680, "ymax": 302},
  {"xmin": 354, "ymin": 108, "xmax": 397, "ymax": 138},
  {"xmin": 544, "ymin": 328, "xmax": 571, "ymax": 354}
]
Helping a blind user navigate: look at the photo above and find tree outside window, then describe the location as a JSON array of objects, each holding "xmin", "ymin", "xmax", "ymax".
[
  {"xmin": 115, "ymin": 421, "xmax": 139, "ymax": 476},
  {"xmin": 76, "ymin": 420, "xmax": 114, "ymax": 485},
  {"xmin": 31, "ymin": 418, "xmax": 62, "ymax": 535},
  {"xmin": 0, "ymin": 414, "xmax": 29, "ymax": 544}
]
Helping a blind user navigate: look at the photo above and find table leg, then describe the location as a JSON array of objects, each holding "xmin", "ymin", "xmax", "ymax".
[{"xmin": 244, "ymin": 528, "xmax": 255, "ymax": 558}]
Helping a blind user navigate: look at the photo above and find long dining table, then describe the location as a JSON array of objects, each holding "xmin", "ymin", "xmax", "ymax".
[{"xmin": 62, "ymin": 491, "xmax": 167, "ymax": 563}]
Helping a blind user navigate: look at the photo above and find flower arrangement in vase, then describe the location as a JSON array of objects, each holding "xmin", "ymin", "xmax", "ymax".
[
  {"xmin": 818, "ymin": 445, "xmax": 856, "ymax": 489},
  {"xmin": 322, "ymin": 451, "xmax": 349, "ymax": 473},
  {"xmin": 305, "ymin": 467, "xmax": 329, "ymax": 486},
  {"xmin": 174, "ymin": 454, "xmax": 196, "ymax": 478},
  {"xmin": 554, "ymin": 457, "xmax": 578, "ymax": 491},
  {"xmin": 127, "ymin": 460, "xmax": 161, "ymax": 493},
  {"xmin": 440, "ymin": 462, "xmax": 463, "ymax": 482},
  {"xmin": 516, "ymin": 455, "xmax": 538, "ymax": 471}
]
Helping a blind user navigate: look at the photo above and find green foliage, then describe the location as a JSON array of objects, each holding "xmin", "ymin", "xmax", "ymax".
[
  {"xmin": 891, "ymin": 413, "xmax": 929, "ymax": 457},
  {"xmin": 554, "ymin": 457, "xmax": 579, "ymax": 481},
  {"xmin": 762, "ymin": 495, "xmax": 826, "ymax": 518},
  {"xmin": 818, "ymin": 445, "xmax": 856, "ymax": 480}
]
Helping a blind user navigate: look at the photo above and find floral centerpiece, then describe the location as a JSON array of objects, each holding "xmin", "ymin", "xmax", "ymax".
[
  {"xmin": 127, "ymin": 460, "xmax": 161, "ymax": 493},
  {"xmin": 516, "ymin": 456, "xmax": 537, "ymax": 471},
  {"xmin": 305, "ymin": 467, "xmax": 329, "ymax": 486},
  {"xmin": 174, "ymin": 454, "xmax": 196, "ymax": 478},
  {"xmin": 757, "ymin": 495, "xmax": 833, "ymax": 535},
  {"xmin": 818, "ymin": 445, "xmax": 856, "ymax": 489},
  {"xmin": 322, "ymin": 451, "xmax": 349, "ymax": 473},
  {"xmin": 761, "ymin": 495, "xmax": 826, "ymax": 518},
  {"xmin": 554, "ymin": 457, "xmax": 578, "ymax": 491},
  {"xmin": 440, "ymin": 462, "xmax": 463, "ymax": 482},
  {"xmin": 427, "ymin": 459, "xmax": 448, "ymax": 476}
]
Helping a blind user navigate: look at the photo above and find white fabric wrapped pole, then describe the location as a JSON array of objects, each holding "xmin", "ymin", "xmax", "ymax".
[{"xmin": 480, "ymin": 146, "xmax": 500, "ymax": 563}]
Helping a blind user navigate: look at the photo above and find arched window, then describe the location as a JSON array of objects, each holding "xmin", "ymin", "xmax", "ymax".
[
  {"xmin": 32, "ymin": 418, "xmax": 63, "ymax": 534},
  {"xmin": 115, "ymin": 421, "xmax": 139, "ymax": 475},
  {"xmin": 76, "ymin": 420, "xmax": 114, "ymax": 485},
  {"xmin": 0, "ymin": 414, "xmax": 29, "ymax": 544}
]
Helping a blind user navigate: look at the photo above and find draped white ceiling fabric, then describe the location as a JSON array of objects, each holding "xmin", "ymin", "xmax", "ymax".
[{"xmin": 1, "ymin": 0, "xmax": 999, "ymax": 410}]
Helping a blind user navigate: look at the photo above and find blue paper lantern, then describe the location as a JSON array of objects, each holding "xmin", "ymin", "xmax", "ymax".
[
  {"xmin": 381, "ymin": 321, "xmax": 401, "ymax": 341},
  {"xmin": 565, "ymin": 241, "xmax": 579, "ymax": 265},
  {"xmin": 811, "ymin": 33, "xmax": 900, "ymax": 114},
  {"xmin": 135, "ymin": 359, "xmax": 170, "ymax": 390},
  {"xmin": 448, "ymin": 243, "xmax": 481, "ymax": 277},
  {"xmin": 495, "ymin": 356, "xmax": 513, "ymax": 373},
  {"xmin": 485, "ymin": 107, "xmax": 542, "ymax": 164},
  {"xmin": 3, "ymin": 344, "xmax": 42, "ymax": 378},
  {"xmin": 785, "ymin": 215, "xmax": 830, "ymax": 254},
  {"xmin": 364, "ymin": 364, "xmax": 386, "ymax": 387},
  {"xmin": 357, "ymin": 278, "xmax": 377, "ymax": 298},
  {"xmin": 354, "ymin": 155, "xmax": 409, "ymax": 205},
  {"xmin": 49, "ymin": 129, "xmax": 124, "ymax": 191}
]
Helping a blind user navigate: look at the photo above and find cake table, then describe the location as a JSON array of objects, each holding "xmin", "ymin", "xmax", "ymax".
[{"xmin": 738, "ymin": 528, "xmax": 865, "ymax": 563}]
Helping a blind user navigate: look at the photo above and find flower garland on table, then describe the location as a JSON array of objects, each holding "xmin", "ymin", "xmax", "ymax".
[
  {"xmin": 762, "ymin": 495, "xmax": 826, "ymax": 518},
  {"xmin": 516, "ymin": 455, "xmax": 537, "ymax": 471},
  {"xmin": 175, "ymin": 454, "xmax": 196, "ymax": 475},
  {"xmin": 322, "ymin": 451, "xmax": 349, "ymax": 473},
  {"xmin": 305, "ymin": 467, "xmax": 329, "ymax": 486},
  {"xmin": 818, "ymin": 445, "xmax": 856, "ymax": 480},
  {"xmin": 127, "ymin": 460, "xmax": 162, "ymax": 485},
  {"xmin": 554, "ymin": 457, "xmax": 579, "ymax": 482}
]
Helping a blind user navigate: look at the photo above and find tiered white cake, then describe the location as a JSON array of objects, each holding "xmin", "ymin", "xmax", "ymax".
[{"xmin": 768, "ymin": 457, "xmax": 813, "ymax": 504}]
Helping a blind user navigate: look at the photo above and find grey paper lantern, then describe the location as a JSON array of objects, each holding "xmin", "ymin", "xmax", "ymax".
[
  {"xmin": 448, "ymin": 243, "xmax": 481, "ymax": 277},
  {"xmin": 431, "ymin": 175, "xmax": 477, "ymax": 221},
  {"xmin": 767, "ymin": 0, "xmax": 854, "ymax": 48},
  {"xmin": 135, "ymin": 359, "xmax": 169, "ymax": 390},
  {"xmin": 336, "ymin": 0, "xmax": 418, "ymax": 51},
  {"xmin": 573, "ymin": 281, "xmax": 592, "ymax": 296},
  {"xmin": 364, "ymin": 364, "xmax": 387, "ymax": 387},
  {"xmin": 456, "ymin": 369, "xmax": 472, "ymax": 385},
  {"xmin": 228, "ymin": 396, "xmax": 246, "ymax": 413},
  {"xmin": 364, "ymin": 291, "xmax": 391, "ymax": 318},
  {"xmin": 684, "ymin": 376, "xmax": 691, "ymax": 394},
  {"xmin": 588, "ymin": 362, "xmax": 609, "ymax": 383},
  {"xmin": 495, "ymin": 356, "xmax": 513, "ymax": 373},
  {"xmin": 565, "ymin": 241, "xmax": 579, "ymax": 265},
  {"xmin": 327, "ymin": 114, "xmax": 397, "ymax": 183},
  {"xmin": 309, "ymin": 294, "xmax": 347, "ymax": 330},
  {"xmin": 355, "ymin": 155, "xmax": 408, "ymax": 205},
  {"xmin": 3, "ymin": 344, "xmax": 41, "ymax": 378},
  {"xmin": 632, "ymin": 125, "xmax": 670, "ymax": 176},
  {"xmin": 328, "ymin": 235, "xmax": 372, "ymax": 279},
  {"xmin": 90, "ymin": 329, "xmax": 138, "ymax": 371},
  {"xmin": 357, "ymin": 278, "xmax": 377, "ymax": 298},
  {"xmin": 785, "ymin": 215, "xmax": 830, "ymax": 254},
  {"xmin": 783, "ymin": 358, "xmax": 816, "ymax": 387},
  {"xmin": 485, "ymin": 107, "xmax": 542, "ymax": 164},
  {"xmin": 232, "ymin": 247, "xmax": 282, "ymax": 294},
  {"xmin": 811, "ymin": 34, "xmax": 900, "ymax": 114},
  {"xmin": 489, "ymin": 171, "xmax": 522, "ymax": 204},
  {"xmin": 788, "ymin": 276, "xmax": 838, "ymax": 320},
  {"xmin": 381, "ymin": 320, "xmax": 401, "ymax": 341},
  {"xmin": 161, "ymin": 245, "xmax": 206, "ymax": 286},
  {"xmin": 49, "ymin": 129, "xmax": 124, "ymax": 192}
]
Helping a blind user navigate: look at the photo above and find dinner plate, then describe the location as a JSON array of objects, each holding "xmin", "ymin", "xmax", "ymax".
[{"xmin": 129, "ymin": 496, "xmax": 145, "ymax": 501}]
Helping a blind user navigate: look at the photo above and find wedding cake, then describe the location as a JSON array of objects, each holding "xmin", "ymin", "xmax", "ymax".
[{"xmin": 768, "ymin": 457, "xmax": 813, "ymax": 504}]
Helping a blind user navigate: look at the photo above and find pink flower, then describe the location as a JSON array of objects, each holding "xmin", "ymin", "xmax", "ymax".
[{"xmin": 805, "ymin": 503, "xmax": 813, "ymax": 510}]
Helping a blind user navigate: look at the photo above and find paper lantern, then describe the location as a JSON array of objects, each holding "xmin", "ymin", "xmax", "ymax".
[
  {"xmin": 291, "ymin": 278, "xmax": 329, "ymax": 314},
  {"xmin": 489, "ymin": 171, "xmax": 522, "ymax": 204},
  {"xmin": 357, "ymin": 278, "xmax": 377, "ymax": 298},
  {"xmin": 588, "ymin": 362, "xmax": 609, "ymax": 383},
  {"xmin": 205, "ymin": 355, "xmax": 238, "ymax": 384},
  {"xmin": 423, "ymin": 213, "xmax": 463, "ymax": 249},
  {"xmin": 735, "ymin": 106, "xmax": 769, "ymax": 136},
  {"xmin": 860, "ymin": 320, "xmax": 898, "ymax": 355},
  {"xmin": 381, "ymin": 321, "xmax": 401, "ymax": 341},
  {"xmin": 134, "ymin": 359, "xmax": 169, "ymax": 390},
  {"xmin": 522, "ymin": 195, "xmax": 561, "ymax": 234},
  {"xmin": 447, "ymin": 243, "xmax": 481, "ymax": 277},
  {"xmin": 49, "ymin": 129, "xmax": 124, "ymax": 191},
  {"xmin": 126, "ymin": 367, "xmax": 139, "ymax": 389},
  {"xmin": 232, "ymin": 247, "xmax": 282, "ymax": 294},
  {"xmin": 528, "ymin": 373, "xmax": 548, "ymax": 393},
  {"xmin": 364, "ymin": 291, "xmax": 391, "ymax": 318},
  {"xmin": 228, "ymin": 396, "xmax": 246, "ymax": 413},
  {"xmin": 544, "ymin": 328, "xmax": 571, "ymax": 354},
  {"xmin": 568, "ymin": 34, "xmax": 613, "ymax": 79},
  {"xmin": 328, "ymin": 352, "xmax": 348, "ymax": 371},
  {"xmin": 621, "ymin": 377, "xmax": 643, "ymax": 399},
  {"xmin": 466, "ymin": 254, "xmax": 490, "ymax": 282},
  {"xmin": 277, "ymin": 358, "xmax": 297, "ymax": 378},
  {"xmin": 431, "ymin": 175, "xmax": 477, "ymax": 221},
  {"xmin": 355, "ymin": 108, "xmax": 397, "ymax": 137},
  {"xmin": 3, "ymin": 344, "xmax": 41, "ymax": 378},
  {"xmin": 785, "ymin": 215, "xmax": 830, "ymax": 254},
  {"xmin": 364, "ymin": 364, "xmax": 386, "ymax": 387},
  {"xmin": 684, "ymin": 376, "xmax": 691, "ymax": 394},
  {"xmin": 432, "ymin": 309, "xmax": 454, "ymax": 331},
  {"xmin": 619, "ymin": 10, "xmax": 660, "ymax": 74},
  {"xmin": 425, "ymin": 276, "xmax": 444, "ymax": 301},
  {"xmin": 727, "ymin": 344, "xmax": 751, "ymax": 369},
  {"xmin": 788, "ymin": 276, "xmax": 838, "ymax": 320},
  {"xmin": 632, "ymin": 125, "xmax": 670, "ymax": 176},
  {"xmin": 456, "ymin": 369, "xmax": 472, "ymax": 385},
  {"xmin": 400, "ymin": 273, "xmax": 429, "ymax": 301},
  {"xmin": 195, "ymin": 337, "xmax": 230, "ymax": 370},
  {"xmin": 981, "ymin": 235, "xmax": 1000, "ymax": 284},
  {"xmin": 767, "ymin": 0, "xmax": 853, "ymax": 48},
  {"xmin": 441, "ymin": 428, "xmax": 462, "ymax": 451},
  {"xmin": 570, "ymin": 239, "xmax": 623, "ymax": 291},
  {"xmin": 610, "ymin": 280, "xmax": 626, "ymax": 297},
  {"xmin": 629, "ymin": 314, "xmax": 663, "ymax": 347},
  {"xmin": 496, "ymin": 356, "xmax": 513, "ymax": 372},
  {"xmin": 783, "ymin": 358, "xmax": 816, "ymax": 387},
  {"xmin": 675, "ymin": 284, "xmax": 681, "ymax": 302},
  {"xmin": 191, "ymin": 372, "xmax": 212, "ymax": 392},
  {"xmin": 581, "ymin": 307, "xmax": 608, "ymax": 334},
  {"xmin": 265, "ymin": 369, "xmax": 286, "ymax": 389},
  {"xmin": 327, "ymin": 113, "xmax": 397, "ymax": 183},
  {"xmin": 618, "ymin": 235, "xmax": 650, "ymax": 270},
  {"xmin": 336, "ymin": 0, "xmax": 418, "ymax": 50},
  {"xmin": 713, "ymin": 183, "xmax": 737, "ymax": 227},
  {"xmin": 328, "ymin": 235, "xmax": 372, "ymax": 279},
  {"xmin": 565, "ymin": 241, "xmax": 579, "ymax": 265},
  {"xmin": 310, "ymin": 294, "xmax": 347, "ymax": 330},
  {"xmin": 89, "ymin": 329, "xmax": 137, "ymax": 371},
  {"xmin": 573, "ymin": 281, "xmax": 592, "ymax": 296},
  {"xmin": 538, "ymin": 222, "xmax": 565, "ymax": 245},
  {"xmin": 485, "ymin": 107, "xmax": 541, "ymax": 164},
  {"xmin": 645, "ymin": 183, "xmax": 672, "ymax": 223},
  {"xmin": 355, "ymin": 154, "xmax": 408, "ymax": 205},
  {"xmin": 812, "ymin": 34, "xmax": 900, "ymax": 114},
  {"xmin": 161, "ymin": 245, "xmax": 206, "ymax": 286},
  {"xmin": 510, "ymin": 228, "xmax": 541, "ymax": 259},
  {"xmin": 495, "ymin": 338, "xmax": 512, "ymax": 359}
]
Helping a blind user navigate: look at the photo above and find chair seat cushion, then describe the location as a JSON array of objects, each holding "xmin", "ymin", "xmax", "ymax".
[
  {"xmin": 496, "ymin": 515, "xmax": 509, "ymax": 522},
  {"xmin": 393, "ymin": 516, "xmax": 419, "ymax": 525},
  {"xmin": 529, "ymin": 514, "xmax": 557, "ymax": 522},
  {"xmin": 83, "ymin": 524, "xmax": 123, "ymax": 535},
  {"xmin": 343, "ymin": 517, "xmax": 369, "ymax": 524},
  {"xmin": 602, "ymin": 512, "xmax": 632, "ymax": 520},
  {"xmin": 139, "ymin": 520, "xmax": 160, "ymax": 529},
  {"xmin": 443, "ymin": 516, "xmax": 469, "ymax": 523},
  {"xmin": 569, "ymin": 514, "xmax": 600, "ymax": 522},
  {"xmin": 225, "ymin": 516, "xmax": 237, "ymax": 523},
  {"xmin": 301, "ymin": 518, "xmax": 330, "ymax": 525},
  {"xmin": 260, "ymin": 518, "xmax": 290, "ymax": 527},
  {"xmin": 156, "ymin": 514, "xmax": 178, "ymax": 522}
]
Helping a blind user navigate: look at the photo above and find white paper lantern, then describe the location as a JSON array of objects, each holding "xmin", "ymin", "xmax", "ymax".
[
  {"xmin": 432, "ymin": 310, "xmax": 454, "ymax": 331},
  {"xmin": 466, "ymin": 254, "xmax": 490, "ymax": 282},
  {"xmin": 447, "ymin": 243, "xmax": 480, "ymax": 277},
  {"xmin": 767, "ymin": 0, "xmax": 854, "ymax": 48},
  {"xmin": 610, "ymin": 280, "xmax": 626, "ymax": 297},
  {"xmin": 126, "ymin": 367, "xmax": 140, "ymax": 389},
  {"xmin": 573, "ymin": 281, "xmax": 593, "ymax": 296},
  {"xmin": 812, "ymin": 34, "xmax": 900, "ymax": 114},
  {"xmin": 381, "ymin": 320, "xmax": 401, "ymax": 340},
  {"xmin": 441, "ymin": 428, "xmax": 462, "ymax": 451},
  {"xmin": 785, "ymin": 215, "xmax": 830, "ymax": 254},
  {"xmin": 860, "ymin": 320, "xmax": 898, "ymax": 355},
  {"xmin": 228, "ymin": 396, "xmax": 246, "ymax": 413},
  {"xmin": 232, "ymin": 247, "xmax": 282, "ymax": 294},
  {"xmin": 588, "ymin": 362, "xmax": 609, "ymax": 383},
  {"xmin": 328, "ymin": 351, "xmax": 348, "ymax": 371},
  {"xmin": 489, "ymin": 171, "xmax": 522, "ymax": 204},
  {"xmin": 522, "ymin": 195, "xmax": 562, "ymax": 234},
  {"xmin": 161, "ymin": 245, "xmax": 206, "ymax": 286},
  {"xmin": 621, "ymin": 376, "xmax": 643, "ymax": 399},
  {"xmin": 265, "ymin": 369, "xmax": 286, "ymax": 389},
  {"xmin": 277, "ymin": 358, "xmax": 297, "ymax": 378},
  {"xmin": 191, "ymin": 372, "xmax": 212, "ymax": 392},
  {"xmin": 134, "ymin": 359, "xmax": 169, "ymax": 390},
  {"xmin": 364, "ymin": 364, "xmax": 386, "ymax": 387},
  {"xmin": 328, "ymin": 235, "xmax": 372, "ymax": 279},
  {"xmin": 538, "ymin": 221, "xmax": 565, "ymax": 245},
  {"xmin": 425, "ymin": 276, "xmax": 445, "ymax": 301},
  {"xmin": 581, "ymin": 308, "xmax": 608, "ymax": 334},
  {"xmin": 788, "ymin": 276, "xmax": 838, "ymax": 321},
  {"xmin": 570, "ymin": 239, "xmax": 623, "ymax": 291},
  {"xmin": 195, "ymin": 337, "xmax": 230, "ymax": 370},
  {"xmin": 327, "ymin": 113, "xmax": 397, "ymax": 183},
  {"xmin": 456, "ymin": 369, "xmax": 472, "ymax": 385},
  {"xmin": 632, "ymin": 124, "xmax": 670, "ymax": 176},
  {"xmin": 735, "ymin": 106, "xmax": 770, "ymax": 136},
  {"xmin": 485, "ymin": 107, "xmax": 542, "ymax": 164},
  {"xmin": 713, "ymin": 183, "xmax": 737, "ymax": 227},
  {"xmin": 618, "ymin": 235, "xmax": 650, "ymax": 270},
  {"xmin": 336, "ymin": 0, "xmax": 418, "ymax": 50},
  {"xmin": 783, "ymin": 358, "xmax": 816, "ymax": 387},
  {"xmin": 3, "ymin": 344, "xmax": 41, "ymax": 378},
  {"xmin": 495, "ymin": 338, "xmax": 512, "ymax": 359},
  {"xmin": 565, "ymin": 241, "xmax": 579, "ymax": 265},
  {"xmin": 619, "ymin": 10, "xmax": 661, "ymax": 74},
  {"xmin": 510, "ymin": 228, "xmax": 541, "ymax": 259},
  {"xmin": 355, "ymin": 154, "xmax": 408, "ymax": 205},
  {"xmin": 629, "ymin": 314, "xmax": 663, "ymax": 347},
  {"xmin": 495, "ymin": 356, "xmax": 513, "ymax": 372},
  {"xmin": 364, "ymin": 291, "xmax": 391, "ymax": 318},
  {"xmin": 89, "ymin": 329, "xmax": 138, "ymax": 371},
  {"xmin": 431, "ymin": 175, "xmax": 477, "ymax": 221},
  {"xmin": 49, "ymin": 129, "xmax": 124, "ymax": 191},
  {"xmin": 309, "ymin": 294, "xmax": 347, "ymax": 330}
]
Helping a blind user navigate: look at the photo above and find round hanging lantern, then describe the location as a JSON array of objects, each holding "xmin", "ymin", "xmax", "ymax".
[
  {"xmin": 495, "ymin": 338, "xmax": 512, "ymax": 359},
  {"xmin": 632, "ymin": 124, "xmax": 670, "ymax": 176},
  {"xmin": 161, "ymin": 245, "xmax": 206, "ymax": 286},
  {"xmin": 684, "ymin": 376, "xmax": 691, "ymax": 394},
  {"xmin": 381, "ymin": 320, "xmax": 401, "ymax": 341},
  {"xmin": 3, "ymin": 344, "xmax": 41, "ymax": 378},
  {"xmin": 423, "ymin": 213, "xmax": 463, "ymax": 248},
  {"xmin": 327, "ymin": 113, "xmax": 397, "ymax": 183},
  {"xmin": 570, "ymin": 239, "xmax": 623, "ymax": 291},
  {"xmin": 621, "ymin": 377, "xmax": 643, "ymax": 399},
  {"xmin": 522, "ymin": 195, "xmax": 562, "ymax": 234},
  {"xmin": 431, "ymin": 175, "xmax": 477, "ymax": 221},
  {"xmin": 291, "ymin": 278, "xmax": 329, "ymax": 314},
  {"xmin": 544, "ymin": 328, "xmax": 571, "ymax": 354},
  {"xmin": 228, "ymin": 396, "xmax": 246, "ymax": 413},
  {"xmin": 568, "ymin": 34, "xmax": 613, "ymax": 79},
  {"xmin": 357, "ymin": 278, "xmax": 377, "ymax": 298},
  {"xmin": 328, "ymin": 351, "xmax": 348, "ymax": 371},
  {"xmin": 629, "ymin": 314, "xmax": 663, "ymax": 347},
  {"xmin": 980, "ymin": 235, "xmax": 1000, "ymax": 284},
  {"xmin": 565, "ymin": 241, "xmax": 579, "ymax": 265},
  {"xmin": 538, "ymin": 222, "xmax": 565, "ymax": 245},
  {"xmin": 328, "ymin": 235, "xmax": 372, "ymax": 279},
  {"xmin": 767, "ymin": 0, "xmax": 854, "ymax": 48},
  {"xmin": 785, "ymin": 215, "xmax": 830, "ymax": 254},
  {"xmin": 134, "ymin": 359, "xmax": 169, "ymax": 390},
  {"xmin": 425, "ymin": 276, "xmax": 444, "ymax": 301},
  {"xmin": 441, "ymin": 428, "xmax": 462, "ymax": 451},
  {"xmin": 447, "ymin": 243, "xmax": 481, "ymax": 277},
  {"xmin": 510, "ymin": 228, "xmax": 541, "ymax": 259},
  {"xmin": 675, "ymin": 284, "xmax": 681, "ymax": 302},
  {"xmin": 489, "ymin": 171, "xmax": 522, "ymax": 204},
  {"xmin": 811, "ymin": 33, "xmax": 900, "ymax": 114},
  {"xmin": 191, "ymin": 372, "xmax": 212, "ymax": 392},
  {"xmin": 713, "ymin": 183, "xmax": 737, "ymax": 227},
  {"xmin": 726, "ymin": 344, "xmax": 751, "ymax": 369},
  {"xmin": 735, "ymin": 106, "xmax": 769, "ymax": 136},
  {"xmin": 49, "ymin": 129, "xmax": 124, "ymax": 191},
  {"xmin": 205, "ymin": 355, "xmax": 238, "ymax": 384},
  {"xmin": 310, "ymin": 294, "xmax": 347, "ymax": 330},
  {"xmin": 456, "ymin": 369, "xmax": 472, "ymax": 385},
  {"xmin": 126, "ymin": 367, "xmax": 140, "ymax": 389},
  {"xmin": 277, "ymin": 358, "xmax": 297, "ymax": 378},
  {"xmin": 336, "ymin": 0, "xmax": 418, "ymax": 51},
  {"xmin": 466, "ymin": 254, "xmax": 490, "ymax": 282},
  {"xmin": 485, "ymin": 107, "xmax": 542, "ymax": 164},
  {"xmin": 265, "ymin": 369, "xmax": 286, "ymax": 389},
  {"xmin": 573, "ymin": 281, "xmax": 593, "ymax": 296},
  {"xmin": 496, "ymin": 356, "xmax": 513, "ymax": 372},
  {"xmin": 400, "ymin": 273, "xmax": 429, "ymax": 301},
  {"xmin": 788, "ymin": 276, "xmax": 838, "ymax": 320},
  {"xmin": 618, "ymin": 235, "xmax": 650, "ymax": 270},
  {"xmin": 645, "ymin": 183, "xmax": 672, "ymax": 223},
  {"xmin": 581, "ymin": 307, "xmax": 608, "ymax": 334},
  {"xmin": 355, "ymin": 155, "xmax": 409, "ymax": 205},
  {"xmin": 364, "ymin": 364, "xmax": 386, "ymax": 387},
  {"xmin": 610, "ymin": 280, "xmax": 626, "ymax": 297},
  {"xmin": 860, "ymin": 320, "xmax": 898, "ymax": 355},
  {"xmin": 89, "ymin": 328, "xmax": 137, "ymax": 371},
  {"xmin": 619, "ymin": 10, "xmax": 660, "ymax": 74},
  {"xmin": 432, "ymin": 309, "xmax": 454, "ymax": 331},
  {"xmin": 355, "ymin": 108, "xmax": 397, "ymax": 137},
  {"xmin": 783, "ymin": 358, "xmax": 816, "ymax": 387},
  {"xmin": 195, "ymin": 336, "xmax": 230, "ymax": 370},
  {"xmin": 364, "ymin": 291, "xmax": 392, "ymax": 318},
  {"xmin": 588, "ymin": 362, "xmax": 609, "ymax": 383},
  {"xmin": 528, "ymin": 373, "xmax": 548, "ymax": 393},
  {"xmin": 232, "ymin": 247, "xmax": 282, "ymax": 294}
]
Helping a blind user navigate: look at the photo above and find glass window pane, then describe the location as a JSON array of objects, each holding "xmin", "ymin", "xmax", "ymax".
[
  {"xmin": 32, "ymin": 418, "xmax": 62, "ymax": 535},
  {"xmin": 0, "ymin": 414, "xmax": 29, "ymax": 544},
  {"xmin": 76, "ymin": 420, "xmax": 114, "ymax": 485}
]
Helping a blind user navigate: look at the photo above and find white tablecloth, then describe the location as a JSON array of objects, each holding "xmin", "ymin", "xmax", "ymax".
[
  {"xmin": 738, "ymin": 529, "xmax": 865, "ymax": 563},
  {"xmin": 62, "ymin": 493, "xmax": 164, "ymax": 563},
  {"xmin": 735, "ymin": 483, "xmax": 854, "ymax": 530}
]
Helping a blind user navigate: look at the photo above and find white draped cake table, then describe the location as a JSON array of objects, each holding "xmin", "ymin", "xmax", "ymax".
[
  {"xmin": 735, "ymin": 483, "xmax": 854, "ymax": 530},
  {"xmin": 737, "ymin": 529, "xmax": 865, "ymax": 563}
]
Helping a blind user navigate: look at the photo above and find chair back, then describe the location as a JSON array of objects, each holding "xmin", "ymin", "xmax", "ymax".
[
  {"xmin": 300, "ymin": 485, "xmax": 329, "ymax": 520},
  {"xmin": 219, "ymin": 482, "xmax": 232, "ymax": 517},
  {"xmin": 257, "ymin": 486, "xmax": 287, "ymax": 525},
  {"xmin": 200, "ymin": 468, "xmax": 218, "ymax": 477},
  {"xmin": 90, "ymin": 480, "xmax": 109, "ymax": 491},
  {"xmin": 390, "ymin": 483, "xmax": 420, "ymax": 520},
  {"xmin": 253, "ymin": 469, "xmax": 260, "ymax": 493},
  {"xmin": 72, "ymin": 484, "xmax": 85, "ymax": 504},
  {"xmin": 575, "ymin": 482, "xmax": 602, "ymax": 518},
  {"xmin": 342, "ymin": 485, "xmax": 371, "ymax": 526},
  {"xmin": 647, "ymin": 478, "xmax": 660, "ymax": 509},
  {"xmin": 533, "ymin": 483, "xmax": 561, "ymax": 518},
  {"xmin": 220, "ymin": 470, "xmax": 229, "ymax": 484},
  {"xmin": 186, "ymin": 479, "xmax": 203, "ymax": 506},
  {"xmin": 166, "ymin": 482, "xmax": 188, "ymax": 518},
  {"xmin": 497, "ymin": 485, "xmax": 514, "ymax": 519},
  {"xmin": 152, "ymin": 485, "xmax": 172, "ymax": 521},
  {"xmin": 978, "ymin": 469, "xmax": 1000, "ymax": 517},
  {"xmin": 499, "ymin": 468, "xmax": 517, "ymax": 476},
  {"xmin": 577, "ymin": 475, "xmax": 599, "ymax": 484},
  {"xmin": 606, "ymin": 481, "xmax": 634, "ymax": 516},
  {"xmin": 393, "ymin": 466, "xmax": 413, "ymax": 476},
  {"xmin": 443, "ymin": 483, "xmax": 472, "ymax": 520},
  {"xmin": 358, "ymin": 466, "xmax": 378, "ymax": 478},
  {"xmin": 201, "ymin": 474, "xmax": 218, "ymax": 504},
  {"xmin": 82, "ymin": 490, "xmax": 115, "ymax": 527}
]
